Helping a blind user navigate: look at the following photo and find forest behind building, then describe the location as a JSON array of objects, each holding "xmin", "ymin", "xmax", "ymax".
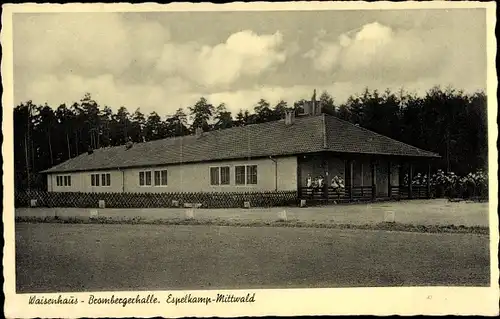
[{"xmin": 13, "ymin": 86, "xmax": 488, "ymax": 191}]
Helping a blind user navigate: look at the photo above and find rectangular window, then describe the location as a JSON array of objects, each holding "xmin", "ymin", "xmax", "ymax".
[
  {"xmin": 160, "ymin": 170, "xmax": 168, "ymax": 186},
  {"xmin": 210, "ymin": 167, "xmax": 220, "ymax": 185},
  {"xmin": 235, "ymin": 166, "xmax": 246, "ymax": 185},
  {"xmin": 210, "ymin": 166, "xmax": 230, "ymax": 186},
  {"xmin": 139, "ymin": 172, "xmax": 145, "ymax": 186},
  {"xmin": 154, "ymin": 171, "xmax": 161, "ymax": 186},
  {"xmin": 91, "ymin": 173, "xmax": 109, "ymax": 187},
  {"xmin": 220, "ymin": 167, "xmax": 230, "ymax": 185},
  {"xmin": 100, "ymin": 173, "xmax": 111, "ymax": 186},
  {"xmin": 151, "ymin": 170, "xmax": 168, "ymax": 186},
  {"xmin": 139, "ymin": 170, "xmax": 152, "ymax": 186},
  {"xmin": 91, "ymin": 174, "xmax": 100, "ymax": 186},
  {"xmin": 235, "ymin": 165, "xmax": 258, "ymax": 185},
  {"xmin": 57, "ymin": 175, "xmax": 71, "ymax": 187},
  {"xmin": 247, "ymin": 165, "xmax": 257, "ymax": 185}
]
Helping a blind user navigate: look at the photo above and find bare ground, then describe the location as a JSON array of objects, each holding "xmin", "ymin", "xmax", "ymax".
[
  {"xmin": 15, "ymin": 199, "xmax": 489, "ymax": 227},
  {"xmin": 15, "ymin": 223, "xmax": 490, "ymax": 293}
]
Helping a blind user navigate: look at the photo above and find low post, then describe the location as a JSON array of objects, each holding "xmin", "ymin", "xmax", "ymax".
[
  {"xmin": 90, "ymin": 209, "xmax": 99, "ymax": 219},
  {"xmin": 300, "ymin": 199, "xmax": 307, "ymax": 207}
]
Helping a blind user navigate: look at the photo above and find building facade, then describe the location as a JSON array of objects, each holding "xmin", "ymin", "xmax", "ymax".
[
  {"xmin": 47, "ymin": 156, "xmax": 298, "ymax": 193},
  {"xmin": 43, "ymin": 112, "xmax": 439, "ymax": 200}
]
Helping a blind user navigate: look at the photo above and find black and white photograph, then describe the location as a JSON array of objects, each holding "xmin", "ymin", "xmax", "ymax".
[{"xmin": 2, "ymin": 2, "xmax": 498, "ymax": 317}]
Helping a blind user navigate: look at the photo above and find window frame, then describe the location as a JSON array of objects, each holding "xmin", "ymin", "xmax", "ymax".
[
  {"xmin": 89, "ymin": 173, "xmax": 111, "ymax": 187},
  {"xmin": 139, "ymin": 170, "xmax": 155, "ymax": 187},
  {"xmin": 91, "ymin": 173, "xmax": 101, "ymax": 187},
  {"xmin": 56, "ymin": 175, "xmax": 71, "ymax": 187},
  {"xmin": 234, "ymin": 164, "xmax": 258, "ymax": 186},
  {"xmin": 209, "ymin": 166, "xmax": 220, "ymax": 186},
  {"xmin": 246, "ymin": 165, "xmax": 258, "ymax": 185},
  {"xmin": 153, "ymin": 169, "xmax": 168, "ymax": 187},
  {"xmin": 100, "ymin": 173, "xmax": 111, "ymax": 187},
  {"xmin": 235, "ymin": 165, "xmax": 246, "ymax": 186},
  {"xmin": 220, "ymin": 166, "xmax": 230, "ymax": 186},
  {"xmin": 210, "ymin": 165, "xmax": 231, "ymax": 186}
]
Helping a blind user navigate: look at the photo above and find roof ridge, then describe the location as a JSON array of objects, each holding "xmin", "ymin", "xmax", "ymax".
[{"xmin": 324, "ymin": 114, "xmax": 439, "ymax": 156}]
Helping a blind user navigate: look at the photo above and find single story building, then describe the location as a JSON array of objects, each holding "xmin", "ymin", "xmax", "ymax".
[{"xmin": 41, "ymin": 110, "xmax": 440, "ymax": 201}]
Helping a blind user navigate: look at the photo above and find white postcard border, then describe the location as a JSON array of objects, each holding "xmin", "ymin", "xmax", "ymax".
[{"xmin": 2, "ymin": 1, "xmax": 498, "ymax": 317}]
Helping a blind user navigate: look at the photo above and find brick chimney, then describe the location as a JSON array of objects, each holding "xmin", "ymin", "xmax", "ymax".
[
  {"xmin": 302, "ymin": 101, "xmax": 312, "ymax": 115},
  {"xmin": 300, "ymin": 89, "xmax": 318, "ymax": 116},
  {"xmin": 311, "ymin": 89, "xmax": 320, "ymax": 115}
]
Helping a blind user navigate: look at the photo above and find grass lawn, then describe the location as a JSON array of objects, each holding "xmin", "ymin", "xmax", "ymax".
[{"xmin": 15, "ymin": 223, "xmax": 490, "ymax": 293}]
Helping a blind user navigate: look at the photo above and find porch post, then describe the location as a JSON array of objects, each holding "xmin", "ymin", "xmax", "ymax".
[
  {"xmin": 408, "ymin": 162, "xmax": 413, "ymax": 199},
  {"xmin": 371, "ymin": 160, "xmax": 377, "ymax": 200},
  {"xmin": 387, "ymin": 160, "xmax": 392, "ymax": 198},
  {"xmin": 347, "ymin": 159, "xmax": 353, "ymax": 201},
  {"xmin": 426, "ymin": 162, "xmax": 431, "ymax": 199},
  {"xmin": 324, "ymin": 158, "xmax": 329, "ymax": 201},
  {"xmin": 398, "ymin": 162, "xmax": 404, "ymax": 199},
  {"xmin": 297, "ymin": 156, "xmax": 302, "ymax": 198}
]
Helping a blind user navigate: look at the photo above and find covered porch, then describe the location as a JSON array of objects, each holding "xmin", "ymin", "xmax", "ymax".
[{"xmin": 297, "ymin": 152, "xmax": 434, "ymax": 203}]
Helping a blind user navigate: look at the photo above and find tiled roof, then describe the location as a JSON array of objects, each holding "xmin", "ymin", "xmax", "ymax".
[
  {"xmin": 42, "ymin": 114, "xmax": 440, "ymax": 173},
  {"xmin": 324, "ymin": 115, "xmax": 440, "ymax": 157}
]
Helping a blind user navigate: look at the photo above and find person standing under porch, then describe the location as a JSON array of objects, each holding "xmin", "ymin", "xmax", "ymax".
[
  {"xmin": 306, "ymin": 174, "xmax": 312, "ymax": 188},
  {"xmin": 306, "ymin": 174, "xmax": 313, "ymax": 199},
  {"xmin": 317, "ymin": 175, "xmax": 325, "ymax": 199}
]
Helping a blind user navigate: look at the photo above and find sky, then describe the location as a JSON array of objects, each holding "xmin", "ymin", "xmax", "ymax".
[{"xmin": 13, "ymin": 8, "xmax": 487, "ymax": 116}]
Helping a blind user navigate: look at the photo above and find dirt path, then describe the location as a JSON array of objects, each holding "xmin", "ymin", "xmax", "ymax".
[{"xmin": 15, "ymin": 199, "xmax": 489, "ymax": 227}]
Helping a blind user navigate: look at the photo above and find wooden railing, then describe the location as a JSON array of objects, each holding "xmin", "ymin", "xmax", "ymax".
[
  {"xmin": 299, "ymin": 185, "xmax": 433, "ymax": 203},
  {"xmin": 350, "ymin": 186, "xmax": 373, "ymax": 201},
  {"xmin": 392, "ymin": 185, "xmax": 431, "ymax": 199},
  {"xmin": 299, "ymin": 186, "xmax": 373, "ymax": 202}
]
